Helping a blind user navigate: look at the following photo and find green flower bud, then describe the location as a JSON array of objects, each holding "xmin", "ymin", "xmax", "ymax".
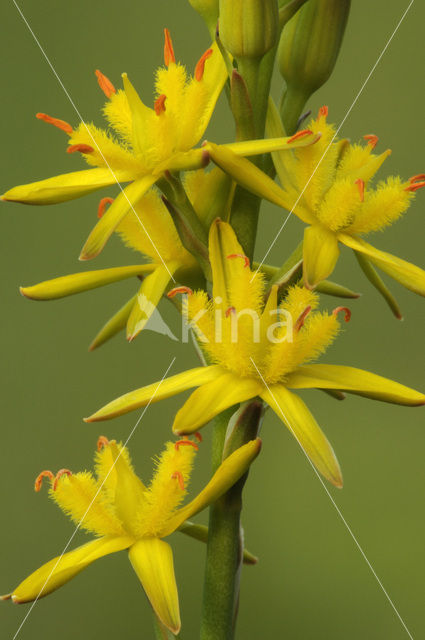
[
  {"xmin": 219, "ymin": 0, "xmax": 279, "ymax": 59},
  {"xmin": 278, "ymin": 0, "xmax": 351, "ymax": 132},
  {"xmin": 188, "ymin": 0, "xmax": 219, "ymax": 36}
]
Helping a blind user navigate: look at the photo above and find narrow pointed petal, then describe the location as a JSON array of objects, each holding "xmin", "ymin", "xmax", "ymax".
[
  {"xmin": 286, "ymin": 364, "xmax": 425, "ymax": 406},
  {"xmin": 89, "ymin": 294, "xmax": 138, "ymax": 351},
  {"xmin": 340, "ymin": 233, "xmax": 425, "ymax": 297},
  {"xmin": 261, "ymin": 384, "xmax": 343, "ymax": 487},
  {"xmin": 127, "ymin": 265, "xmax": 175, "ymax": 341},
  {"xmin": 177, "ymin": 521, "xmax": 258, "ymax": 565},
  {"xmin": 20, "ymin": 265, "xmax": 155, "ymax": 301},
  {"xmin": 354, "ymin": 250, "xmax": 402, "ymax": 319},
  {"xmin": 80, "ymin": 175, "xmax": 157, "ymax": 260},
  {"xmin": 6, "ymin": 536, "xmax": 133, "ymax": 604},
  {"xmin": 1, "ymin": 168, "xmax": 134, "ymax": 205},
  {"xmin": 84, "ymin": 365, "xmax": 224, "ymax": 422},
  {"xmin": 162, "ymin": 439, "xmax": 262, "ymax": 535},
  {"xmin": 122, "ymin": 73, "xmax": 153, "ymax": 155},
  {"xmin": 222, "ymin": 131, "xmax": 322, "ymax": 157},
  {"xmin": 128, "ymin": 539, "xmax": 180, "ymax": 634},
  {"xmin": 173, "ymin": 372, "xmax": 263, "ymax": 435},
  {"xmin": 315, "ymin": 279, "xmax": 361, "ymax": 299},
  {"xmin": 303, "ymin": 225, "xmax": 340, "ymax": 288}
]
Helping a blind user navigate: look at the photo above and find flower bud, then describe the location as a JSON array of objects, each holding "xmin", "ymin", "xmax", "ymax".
[
  {"xmin": 219, "ymin": 0, "xmax": 279, "ymax": 59},
  {"xmin": 188, "ymin": 0, "xmax": 219, "ymax": 36}
]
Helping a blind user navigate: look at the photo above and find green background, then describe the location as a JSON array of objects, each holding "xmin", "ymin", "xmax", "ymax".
[{"xmin": 1, "ymin": 1, "xmax": 424, "ymax": 638}]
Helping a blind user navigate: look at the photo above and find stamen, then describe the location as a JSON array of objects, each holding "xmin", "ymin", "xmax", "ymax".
[
  {"xmin": 226, "ymin": 253, "xmax": 250, "ymax": 268},
  {"xmin": 294, "ymin": 306, "xmax": 311, "ymax": 332},
  {"xmin": 36, "ymin": 112, "xmax": 73, "ymax": 134},
  {"xmin": 355, "ymin": 178, "xmax": 365, "ymax": 202},
  {"xmin": 34, "ymin": 470, "xmax": 54, "ymax": 492},
  {"xmin": 164, "ymin": 28, "xmax": 176, "ymax": 66},
  {"xmin": 95, "ymin": 70, "xmax": 116, "ymax": 98},
  {"xmin": 67, "ymin": 144, "xmax": 94, "ymax": 154},
  {"xmin": 405, "ymin": 182, "xmax": 425, "ymax": 193},
  {"xmin": 53, "ymin": 469, "xmax": 72, "ymax": 491},
  {"xmin": 175, "ymin": 440, "xmax": 199, "ymax": 451},
  {"xmin": 318, "ymin": 105, "xmax": 328, "ymax": 118},
  {"xmin": 154, "ymin": 94, "xmax": 167, "ymax": 115},
  {"xmin": 225, "ymin": 306, "xmax": 236, "ymax": 318},
  {"xmin": 333, "ymin": 306, "xmax": 351, "ymax": 322},
  {"xmin": 409, "ymin": 174, "xmax": 425, "ymax": 183},
  {"xmin": 171, "ymin": 471, "xmax": 185, "ymax": 491},
  {"xmin": 97, "ymin": 197, "xmax": 114, "ymax": 219},
  {"xmin": 97, "ymin": 435, "xmax": 110, "ymax": 451},
  {"xmin": 363, "ymin": 134, "xmax": 379, "ymax": 149},
  {"xmin": 287, "ymin": 129, "xmax": 313, "ymax": 144},
  {"xmin": 167, "ymin": 286, "xmax": 193, "ymax": 298},
  {"xmin": 195, "ymin": 49, "xmax": 213, "ymax": 81},
  {"xmin": 194, "ymin": 432, "xmax": 203, "ymax": 442}
]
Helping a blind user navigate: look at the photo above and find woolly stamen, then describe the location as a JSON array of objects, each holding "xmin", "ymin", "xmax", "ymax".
[
  {"xmin": 171, "ymin": 471, "xmax": 185, "ymax": 491},
  {"xmin": 97, "ymin": 436, "xmax": 110, "ymax": 451},
  {"xmin": 97, "ymin": 197, "xmax": 114, "ymax": 219},
  {"xmin": 67, "ymin": 144, "xmax": 94, "ymax": 155},
  {"xmin": 34, "ymin": 470, "xmax": 54, "ymax": 492},
  {"xmin": 287, "ymin": 129, "xmax": 313, "ymax": 144},
  {"xmin": 36, "ymin": 113, "xmax": 73, "ymax": 134},
  {"xmin": 226, "ymin": 253, "xmax": 250, "ymax": 268},
  {"xmin": 53, "ymin": 469, "xmax": 72, "ymax": 491},
  {"xmin": 195, "ymin": 49, "xmax": 213, "ymax": 81},
  {"xmin": 164, "ymin": 29, "xmax": 176, "ymax": 66},
  {"xmin": 333, "ymin": 306, "xmax": 351, "ymax": 322},
  {"xmin": 363, "ymin": 134, "xmax": 379, "ymax": 149},
  {"xmin": 95, "ymin": 70, "xmax": 116, "ymax": 98},
  {"xmin": 167, "ymin": 286, "xmax": 193, "ymax": 298}
]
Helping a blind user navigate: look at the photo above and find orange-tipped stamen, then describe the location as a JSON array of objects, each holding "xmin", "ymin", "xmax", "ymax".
[
  {"xmin": 195, "ymin": 48, "xmax": 213, "ymax": 81},
  {"xmin": 167, "ymin": 286, "xmax": 193, "ymax": 298},
  {"xmin": 287, "ymin": 129, "xmax": 313, "ymax": 144},
  {"xmin": 67, "ymin": 144, "xmax": 94, "ymax": 154},
  {"xmin": 333, "ymin": 306, "xmax": 351, "ymax": 322},
  {"xmin": 97, "ymin": 435, "xmax": 110, "ymax": 451},
  {"xmin": 405, "ymin": 181, "xmax": 425, "ymax": 192},
  {"xmin": 226, "ymin": 253, "xmax": 250, "ymax": 268},
  {"xmin": 36, "ymin": 112, "xmax": 73, "ymax": 135},
  {"xmin": 194, "ymin": 432, "xmax": 203, "ymax": 443},
  {"xmin": 355, "ymin": 178, "xmax": 365, "ymax": 202},
  {"xmin": 294, "ymin": 306, "xmax": 311, "ymax": 332},
  {"xmin": 97, "ymin": 197, "xmax": 114, "ymax": 219},
  {"xmin": 53, "ymin": 469, "xmax": 72, "ymax": 491},
  {"xmin": 363, "ymin": 134, "xmax": 379, "ymax": 149},
  {"xmin": 409, "ymin": 174, "xmax": 425, "ymax": 183},
  {"xmin": 34, "ymin": 470, "xmax": 54, "ymax": 492},
  {"xmin": 164, "ymin": 28, "xmax": 176, "ymax": 66},
  {"xmin": 175, "ymin": 440, "xmax": 199, "ymax": 451},
  {"xmin": 154, "ymin": 94, "xmax": 167, "ymax": 115},
  {"xmin": 318, "ymin": 105, "xmax": 328, "ymax": 118},
  {"xmin": 225, "ymin": 306, "xmax": 236, "ymax": 318},
  {"xmin": 171, "ymin": 471, "xmax": 185, "ymax": 491},
  {"xmin": 95, "ymin": 70, "xmax": 116, "ymax": 98}
]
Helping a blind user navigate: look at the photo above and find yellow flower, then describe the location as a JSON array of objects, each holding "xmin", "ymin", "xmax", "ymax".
[
  {"xmin": 1, "ymin": 435, "xmax": 261, "ymax": 634},
  {"xmin": 270, "ymin": 105, "xmax": 425, "ymax": 294},
  {"xmin": 84, "ymin": 221, "xmax": 425, "ymax": 488}
]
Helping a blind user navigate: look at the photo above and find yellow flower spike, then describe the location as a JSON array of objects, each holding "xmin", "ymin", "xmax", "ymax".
[
  {"xmin": 3, "ymin": 436, "xmax": 260, "ymax": 634},
  {"xmin": 86, "ymin": 222, "xmax": 425, "ymax": 485}
]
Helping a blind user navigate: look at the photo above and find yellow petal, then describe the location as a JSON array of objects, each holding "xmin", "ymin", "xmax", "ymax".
[
  {"xmin": 89, "ymin": 294, "xmax": 138, "ymax": 351},
  {"xmin": 122, "ymin": 73, "xmax": 154, "ymax": 155},
  {"xmin": 222, "ymin": 131, "xmax": 322, "ymax": 157},
  {"xmin": 173, "ymin": 372, "xmax": 263, "ymax": 435},
  {"xmin": 261, "ymin": 384, "xmax": 343, "ymax": 487},
  {"xmin": 80, "ymin": 175, "xmax": 157, "ymax": 260},
  {"xmin": 303, "ymin": 225, "xmax": 340, "ymax": 288},
  {"xmin": 286, "ymin": 364, "xmax": 425, "ymax": 406},
  {"xmin": 128, "ymin": 539, "xmax": 180, "ymax": 634},
  {"xmin": 127, "ymin": 265, "xmax": 176, "ymax": 341},
  {"xmin": 162, "ymin": 439, "xmax": 262, "ymax": 535},
  {"xmin": 20, "ymin": 265, "xmax": 155, "ymax": 300},
  {"xmin": 339, "ymin": 233, "xmax": 425, "ymax": 297},
  {"xmin": 84, "ymin": 365, "xmax": 223, "ymax": 422},
  {"xmin": 5, "ymin": 536, "xmax": 132, "ymax": 604},
  {"xmin": 1, "ymin": 168, "xmax": 135, "ymax": 205}
]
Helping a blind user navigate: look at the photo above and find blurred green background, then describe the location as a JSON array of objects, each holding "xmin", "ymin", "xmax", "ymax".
[{"xmin": 1, "ymin": 1, "xmax": 424, "ymax": 638}]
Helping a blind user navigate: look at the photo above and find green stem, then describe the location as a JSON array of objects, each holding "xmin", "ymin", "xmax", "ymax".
[{"xmin": 280, "ymin": 84, "xmax": 309, "ymax": 135}]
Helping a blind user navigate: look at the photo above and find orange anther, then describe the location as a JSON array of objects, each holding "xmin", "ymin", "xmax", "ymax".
[
  {"xmin": 175, "ymin": 440, "xmax": 199, "ymax": 451},
  {"xmin": 34, "ymin": 470, "xmax": 54, "ymax": 492},
  {"xmin": 294, "ymin": 306, "xmax": 311, "ymax": 332},
  {"xmin": 97, "ymin": 436, "xmax": 110, "ymax": 451},
  {"xmin": 195, "ymin": 48, "xmax": 213, "ymax": 81},
  {"xmin": 154, "ymin": 94, "xmax": 167, "ymax": 115},
  {"xmin": 405, "ymin": 181, "xmax": 425, "ymax": 192},
  {"xmin": 53, "ymin": 469, "xmax": 72, "ymax": 491},
  {"xmin": 95, "ymin": 70, "xmax": 116, "ymax": 98},
  {"xmin": 355, "ymin": 178, "xmax": 365, "ymax": 202},
  {"xmin": 226, "ymin": 253, "xmax": 250, "ymax": 268},
  {"xmin": 333, "ymin": 306, "xmax": 351, "ymax": 322},
  {"xmin": 194, "ymin": 432, "xmax": 203, "ymax": 442},
  {"xmin": 36, "ymin": 112, "xmax": 73, "ymax": 134},
  {"xmin": 97, "ymin": 197, "xmax": 114, "ymax": 219},
  {"xmin": 67, "ymin": 144, "xmax": 94, "ymax": 154},
  {"xmin": 225, "ymin": 306, "xmax": 236, "ymax": 318},
  {"xmin": 318, "ymin": 105, "xmax": 328, "ymax": 118},
  {"xmin": 287, "ymin": 129, "xmax": 313, "ymax": 144},
  {"xmin": 164, "ymin": 28, "xmax": 176, "ymax": 66},
  {"xmin": 363, "ymin": 134, "xmax": 379, "ymax": 149},
  {"xmin": 171, "ymin": 471, "xmax": 185, "ymax": 491},
  {"xmin": 167, "ymin": 286, "xmax": 193, "ymax": 298},
  {"xmin": 409, "ymin": 174, "xmax": 425, "ymax": 183}
]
